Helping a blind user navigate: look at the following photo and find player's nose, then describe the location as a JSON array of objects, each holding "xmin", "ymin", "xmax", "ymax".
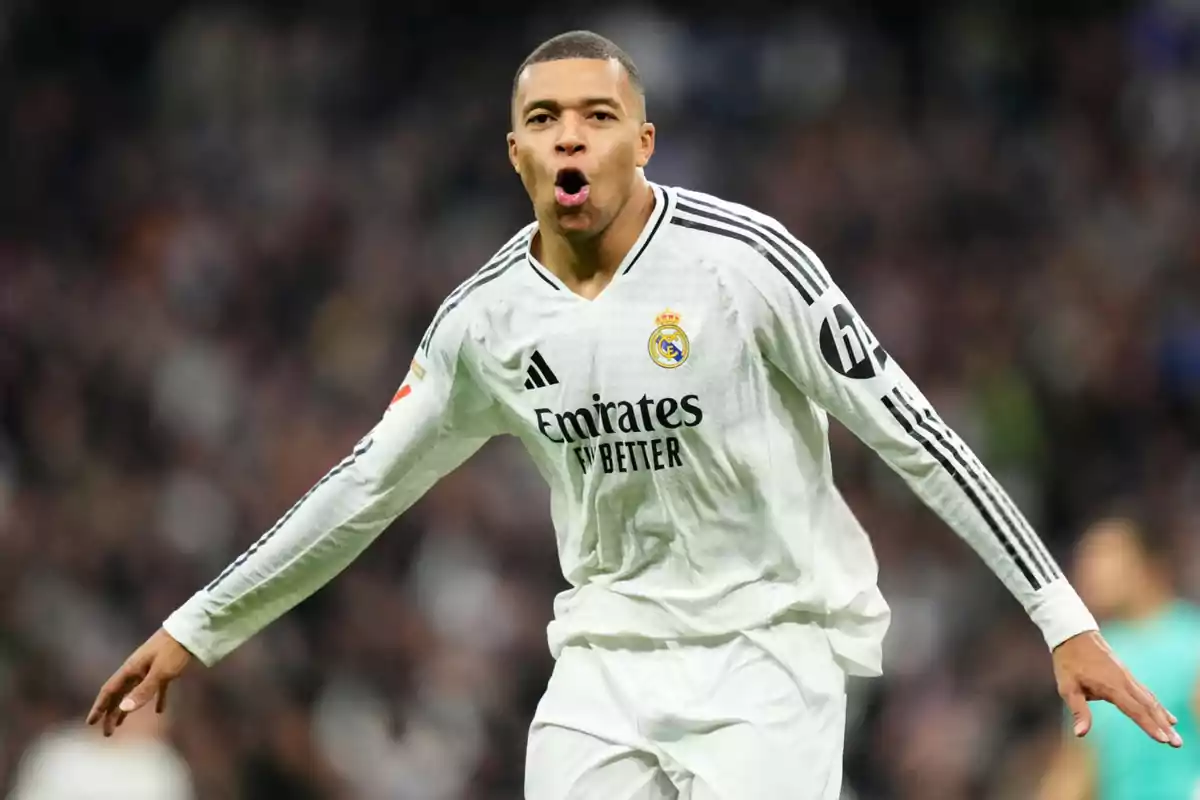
[
  {"xmin": 555, "ymin": 137, "xmax": 585, "ymax": 156},
  {"xmin": 555, "ymin": 122, "xmax": 586, "ymax": 155}
]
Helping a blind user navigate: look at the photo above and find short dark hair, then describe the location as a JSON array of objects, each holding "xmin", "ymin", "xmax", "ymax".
[{"xmin": 512, "ymin": 30, "xmax": 643, "ymax": 100}]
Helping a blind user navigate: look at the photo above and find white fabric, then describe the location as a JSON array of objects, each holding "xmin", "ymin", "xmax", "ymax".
[
  {"xmin": 163, "ymin": 182, "xmax": 1096, "ymax": 676},
  {"xmin": 525, "ymin": 615, "xmax": 846, "ymax": 800}
]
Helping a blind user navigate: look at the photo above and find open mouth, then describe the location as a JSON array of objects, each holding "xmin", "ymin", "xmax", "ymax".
[{"xmin": 554, "ymin": 168, "xmax": 590, "ymax": 208}]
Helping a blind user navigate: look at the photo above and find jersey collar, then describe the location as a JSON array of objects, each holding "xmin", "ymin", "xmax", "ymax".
[{"xmin": 525, "ymin": 182, "xmax": 674, "ymax": 296}]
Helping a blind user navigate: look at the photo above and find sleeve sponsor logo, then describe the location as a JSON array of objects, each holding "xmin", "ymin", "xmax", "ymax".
[{"xmin": 819, "ymin": 303, "xmax": 889, "ymax": 379}]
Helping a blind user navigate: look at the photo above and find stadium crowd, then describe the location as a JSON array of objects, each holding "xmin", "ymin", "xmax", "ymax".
[{"xmin": 2, "ymin": 1, "xmax": 1199, "ymax": 797}]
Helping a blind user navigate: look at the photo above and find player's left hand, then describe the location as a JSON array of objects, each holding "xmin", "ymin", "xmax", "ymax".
[{"xmin": 1053, "ymin": 629, "xmax": 1182, "ymax": 747}]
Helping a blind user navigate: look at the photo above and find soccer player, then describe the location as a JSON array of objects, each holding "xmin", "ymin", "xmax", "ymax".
[
  {"xmin": 89, "ymin": 31, "xmax": 1181, "ymax": 799},
  {"xmin": 1038, "ymin": 514, "xmax": 1200, "ymax": 800}
]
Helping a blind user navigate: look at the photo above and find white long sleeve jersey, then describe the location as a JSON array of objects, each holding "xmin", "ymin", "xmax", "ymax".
[{"xmin": 164, "ymin": 183, "xmax": 1097, "ymax": 676}]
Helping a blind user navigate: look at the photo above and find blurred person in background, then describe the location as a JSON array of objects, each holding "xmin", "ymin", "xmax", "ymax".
[
  {"xmin": 8, "ymin": 698, "xmax": 194, "ymax": 800},
  {"xmin": 1039, "ymin": 513, "xmax": 1200, "ymax": 800},
  {"xmin": 85, "ymin": 28, "xmax": 1180, "ymax": 800},
  {"xmin": 2, "ymin": 1, "xmax": 1200, "ymax": 797}
]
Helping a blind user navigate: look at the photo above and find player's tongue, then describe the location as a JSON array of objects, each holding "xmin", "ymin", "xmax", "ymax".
[{"xmin": 554, "ymin": 169, "xmax": 590, "ymax": 208}]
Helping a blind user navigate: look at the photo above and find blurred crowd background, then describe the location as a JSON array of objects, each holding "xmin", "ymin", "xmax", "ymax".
[{"xmin": 3, "ymin": 0, "xmax": 1200, "ymax": 797}]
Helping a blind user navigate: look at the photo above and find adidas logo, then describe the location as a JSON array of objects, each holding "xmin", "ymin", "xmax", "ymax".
[{"xmin": 524, "ymin": 351, "xmax": 559, "ymax": 390}]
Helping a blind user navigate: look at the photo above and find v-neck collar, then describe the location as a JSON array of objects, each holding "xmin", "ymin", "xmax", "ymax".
[{"xmin": 525, "ymin": 182, "xmax": 673, "ymax": 301}]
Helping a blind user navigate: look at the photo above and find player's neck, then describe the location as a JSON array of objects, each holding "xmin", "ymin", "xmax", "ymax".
[{"xmin": 535, "ymin": 180, "xmax": 655, "ymax": 299}]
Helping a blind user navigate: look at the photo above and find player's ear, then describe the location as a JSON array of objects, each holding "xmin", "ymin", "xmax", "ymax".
[
  {"xmin": 506, "ymin": 132, "xmax": 520, "ymax": 173},
  {"xmin": 635, "ymin": 122, "xmax": 655, "ymax": 169}
]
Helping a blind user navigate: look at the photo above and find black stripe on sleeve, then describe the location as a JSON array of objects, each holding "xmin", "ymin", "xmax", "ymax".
[
  {"xmin": 882, "ymin": 390, "xmax": 1046, "ymax": 590},
  {"xmin": 205, "ymin": 436, "xmax": 376, "ymax": 593},
  {"xmin": 418, "ymin": 234, "xmax": 531, "ymax": 353},
  {"xmin": 907, "ymin": 402, "xmax": 1053, "ymax": 587},
  {"xmin": 676, "ymin": 192, "xmax": 830, "ymax": 292},
  {"xmin": 675, "ymin": 199, "xmax": 825, "ymax": 300},
  {"xmin": 956, "ymin": 441, "xmax": 1062, "ymax": 581},
  {"xmin": 669, "ymin": 216, "xmax": 815, "ymax": 306},
  {"xmin": 420, "ymin": 252, "xmax": 524, "ymax": 354},
  {"xmin": 443, "ymin": 233, "xmax": 529, "ymax": 307}
]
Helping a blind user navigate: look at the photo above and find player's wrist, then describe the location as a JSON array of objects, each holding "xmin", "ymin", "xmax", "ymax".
[
  {"xmin": 161, "ymin": 595, "xmax": 227, "ymax": 668},
  {"xmin": 1050, "ymin": 628, "xmax": 1103, "ymax": 653},
  {"xmin": 1028, "ymin": 578, "xmax": 1099, "ymax": 651}
]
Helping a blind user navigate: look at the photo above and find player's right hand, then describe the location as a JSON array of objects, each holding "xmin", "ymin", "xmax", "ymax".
[{"xmin": 86, "ymin": 628, "xmax": 194, "ymax": 737}]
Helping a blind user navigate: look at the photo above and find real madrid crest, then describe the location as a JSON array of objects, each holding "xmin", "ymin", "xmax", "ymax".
[{"xmin": 648, "ymin": 308, "xmax": 690, "ymax": 369}]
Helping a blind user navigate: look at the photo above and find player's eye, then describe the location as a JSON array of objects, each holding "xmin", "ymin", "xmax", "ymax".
[
  {"xmin": 527, "ymin": 113, "xmax": 552, "ymax": 125},
  {"xmin": 592, "ymin": 111, "xmax": 615, "ymax": 121}
]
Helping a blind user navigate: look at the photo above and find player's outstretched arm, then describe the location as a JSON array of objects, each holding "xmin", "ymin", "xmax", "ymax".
[
  {"xmin": 734, "ymin": 215, "xmax": 1180, "ymax": 746},
  {"xmin": 87, "ymin": 317, "xmax": 499, "ymax": 736}
]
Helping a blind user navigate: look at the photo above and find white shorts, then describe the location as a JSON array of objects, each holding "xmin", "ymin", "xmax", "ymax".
[{"xmin": 525, "ymin": 616, "xmax": 847, "ymax": 800}]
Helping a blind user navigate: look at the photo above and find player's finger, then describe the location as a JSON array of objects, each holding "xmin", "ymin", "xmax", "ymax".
[
  {"xmin": 102, "ymin": 678, "xmax": 138, "ymax": 737},
  {"xmin": 87, "ymin": 685, "xmax": 115, "ymax": 726},
  {"xmin": 89, "ymin": 668, "xmax": 139, "ymax": 728},
  {"xmin": 1128, "ymin": 680, "xmax": 1182, "ymax": 747},
  {"xmin": 1147, "ymin": 699, "xmax": 1180, "ymax": 746},
  {"xmin": 119, "ymin": 670, "xmax": 162, "ymax": 715},
  {"xmin": 1063, "ymin": 687, "xmax": 1092, "ymax": 737},
  {"xmin": 1146, "ymin": 687, "xmax": 1179, "ymax": 733},
  {"xmin": 156, "ymin": 679, "xmax": 171, "ymax": 714},
  {"xmin": 1111, "ymin": 687, "xmax": 1172, "ymax": 745},
  {"xmin": 103, "ymin": 700, "xmax": 129, "ymax": 738},
  {"xmin": 87, "ymin": 671, "xmax": 130, "ymax": 724}
]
